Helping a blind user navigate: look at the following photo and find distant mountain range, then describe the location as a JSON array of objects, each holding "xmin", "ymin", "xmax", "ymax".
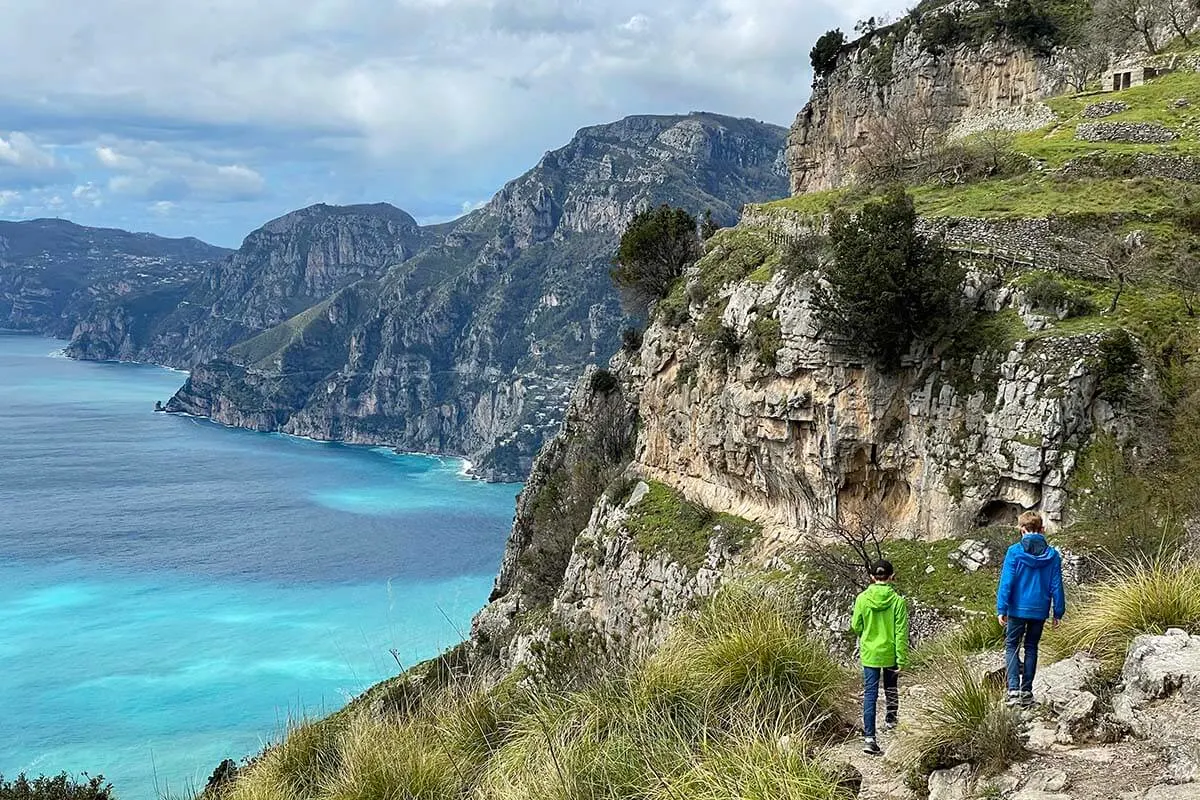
[
  {"xmin": 0, "ymin": 220, "xmax": 230, "ymax": 336},
  {"xmin": 0, "ymin": 112, "xmax": 789, "ymax": 479}
]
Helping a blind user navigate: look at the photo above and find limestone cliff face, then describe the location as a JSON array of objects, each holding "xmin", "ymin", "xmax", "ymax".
[
  {"xmin": 472, "ymin": 215, "xmax": 1137, "ymax": 669},
  {"xmin": 787, "ymin": 30, "xmax": 1067, "ymax": 194},
  {"xmin": 159, "ymin": 113, "xmax": 789, "ymax": 479},
  {"xmin": 631, "ymin": 272, "xmax": 1112, "ymax": 543}
]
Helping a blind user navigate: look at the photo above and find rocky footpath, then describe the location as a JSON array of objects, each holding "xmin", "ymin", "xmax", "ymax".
[
  {"xmin": 154, "ymin": 113, "xmax": 789, "ymax": 479},
  {"xmin": 898, "ymin": 631, "xmax": 1200, "ymax": 800}
]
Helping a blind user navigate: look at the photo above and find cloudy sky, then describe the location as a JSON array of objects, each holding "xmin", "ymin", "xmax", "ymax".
[{"xmin": 0, "ymin": 0, "xmax": 906, "ymax": 247}]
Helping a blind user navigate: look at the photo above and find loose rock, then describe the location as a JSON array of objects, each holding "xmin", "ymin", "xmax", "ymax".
[
  {"xmin": 949, "ymin": 539, "xmax": 993, "ymax": 572},
  {"xmin": 928, "ymin": 764, "xmax": 973, "ymax": 800}
]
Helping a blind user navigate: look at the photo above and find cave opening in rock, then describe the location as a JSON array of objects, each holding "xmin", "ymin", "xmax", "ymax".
[{"xmin": 977, "ymin": 499, "xmax": 1024, "ymax": 527}]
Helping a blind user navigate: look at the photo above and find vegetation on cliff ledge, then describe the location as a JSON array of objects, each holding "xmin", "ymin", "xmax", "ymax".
[
  {"xmin": 814, "ymin": 190, "xmax": 965, "ymax": 369},
  {"xmin": 625, "ymin": 482, "xmax": 761, "ymax": 571}
]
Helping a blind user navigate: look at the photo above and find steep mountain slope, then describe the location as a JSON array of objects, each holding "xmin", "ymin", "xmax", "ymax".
[
  {"xmin": 193, "ymin": 12, "xmax": 1200, "ymax": 800},
  {"xmin": 66, "ymin": 203, "xmax": 427, "ymax": 365},
  {"xmin": 154, "ymin": 113, "xmax": 789, "ymax": 479},
  {"xmin": 0, "ymin": 219, "xmax": 229, "ymax": 337}
]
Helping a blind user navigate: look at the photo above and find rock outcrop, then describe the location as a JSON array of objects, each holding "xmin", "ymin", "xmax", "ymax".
[
  {"xmin": 472, "ymin": 209, "xmax": 1142, "ymax": 667},
  {"xmin": 787, "ymin": 28, "xmax": 1067, "ymax": 194},
  {"xmin": 66, "ymin": 204, "xmax": 426, "ymax": 366}
]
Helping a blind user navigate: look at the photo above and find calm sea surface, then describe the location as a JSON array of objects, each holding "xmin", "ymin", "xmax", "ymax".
[{"xmin": 0, "ymin": 335, "xmax": 520, "ymax": 798}]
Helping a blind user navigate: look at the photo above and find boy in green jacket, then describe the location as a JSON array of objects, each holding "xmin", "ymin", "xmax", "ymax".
[{"xmin": 850, "ymin": 559, "xmax": 910, "ymax": 755}]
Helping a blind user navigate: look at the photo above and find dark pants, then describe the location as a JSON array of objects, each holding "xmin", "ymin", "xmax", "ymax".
[
  {"xmin": 1005, "ymin": 616, "xmax": 1046, "ymax": 693},
  {"xmin": 863, "ymin": 666, "xmax": 899, "ymax": 738}
]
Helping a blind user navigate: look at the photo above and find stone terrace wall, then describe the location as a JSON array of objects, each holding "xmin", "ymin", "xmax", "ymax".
[
  {"xmin": 740, "ymin": 205, "xmax": 1111, "ymax": 277},
  {"xmin": 1061, "ymin": 152, "xmax": 1200, "ymax": 183}
]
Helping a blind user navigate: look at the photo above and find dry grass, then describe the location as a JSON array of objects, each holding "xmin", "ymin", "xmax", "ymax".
[
  {"xmin": 1048, "ymin": 556, "xmax": 1200, "ymax": 666},
  {"xmin": 220, "ymin": 585, "xmax": 855, "ymax": 800},
  {"xmin": 892, "ymin": 657, "xmax": 1024, "ymax": 778}
]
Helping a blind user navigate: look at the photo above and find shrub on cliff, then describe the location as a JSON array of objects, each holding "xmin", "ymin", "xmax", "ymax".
[
  {"xmin": 611, "ymin": 205, "xmax": 702, "ymax": 316},
  {"xmin": 813, "ymin": 190, "xmax": 964, "ymax": 369},
  {"xmin": 0, "ymin": 775, "xmax": 113, "ymax": 800},
  {"xmin": 621, "ymin": 327, "xmax": 644, "ymax": 352},
  {"xmin": 810, "ymin": 30, "xmax": 845, "ymax": 79},
  {"xmin": 590, "ymin": 368, "xmax": 619, "ymax": 394},
  {"xmin": 917, "ymin": 0, "xmax": 1091, "ymax": 56}
]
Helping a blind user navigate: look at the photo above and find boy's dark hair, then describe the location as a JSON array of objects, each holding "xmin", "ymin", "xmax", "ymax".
[{"xmin": 871, "ymin": 559, "xmax": 895, "ymax": 580}]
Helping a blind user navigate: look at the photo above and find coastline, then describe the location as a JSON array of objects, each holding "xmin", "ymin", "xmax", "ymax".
[
  {"xmin": 165, "ymin": 409, "xmax": 487, "ymax": 483},
  {"xmin": 38, "ymin": 333, "xmax": 501, "ymax": 484},
  {"xmin": 0, "ymin": 335, "xmax": 518, "ymax": 797}
]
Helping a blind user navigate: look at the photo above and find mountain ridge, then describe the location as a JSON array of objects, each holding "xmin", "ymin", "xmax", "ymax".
[
  {"xmin": 60, "ymin": 111, "xmax": 789, "ymax": 479},
  {"xmin": 0, "ymin": 218, "xmax": 231, "ymax": 337}
]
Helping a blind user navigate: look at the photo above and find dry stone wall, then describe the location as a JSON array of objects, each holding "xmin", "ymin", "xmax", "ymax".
[
  {"xmin": 1076, "ymin": 121, "xmax": 1179, "ymax": 143},
  {"xmin": 740, "ymin": 206, "xmax": 1112, "ymax": 278}
]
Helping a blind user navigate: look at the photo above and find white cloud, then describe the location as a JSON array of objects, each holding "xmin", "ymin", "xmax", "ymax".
[
  {"xmin": 150, "ymin": 200, "xmax": 176, "ymax": 216},
  {"xmin": 0, "ymin": 0, "xmax": 909, "ymax": 240},
  {"xmin": 621, "ymin": 14, "xmax": 649, "ymax": 33},
  {"xmin": 95, "ymin": 146, "xmax": 142, "ymax": 170},
  {"xmin": 0, "ymin": 132, "xmax": 70, "ymax": 188},
  {"xmin": 96, "ymin": 140, "xmax": 265, "ymax": 202},
  {"xmin": 72, "ymin": 182, "xmax": 103, "ymax": 206},
  {"xmin": 0, "ymin": 132, "xmax": 56, "ymax": 169},
  {"xmin": 0, "ymin": 0, "xmax": 908, "ymax": 159},
  {"xmin": 0, "ymin": 189, "xmax": 20, "ymax": 207}
]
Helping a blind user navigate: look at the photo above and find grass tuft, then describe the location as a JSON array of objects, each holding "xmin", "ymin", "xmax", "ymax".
[
  {"xmin": 1048, "ymin": 557, "xmax": 1200, "ymax": 666},
  {"xmin": 894, "ymin": 657, "xmax": 1024, "ymax": 777},
  {"xmin": 658, "ymin": 735, "xmax": 857, "ymax": 800},
  {"xmin": 654, "ymin": 584, "xmax": 853, "ymax": 733},
  {"xmin": 910, "ymin": 615, "xmax": 1005, "ymax": 670}
]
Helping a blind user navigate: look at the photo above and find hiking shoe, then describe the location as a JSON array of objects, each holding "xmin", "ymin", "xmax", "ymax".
[
  {"xmin": 863, "ymin": 737, "xmax": 882, "ymax": 756},
  {"xmin": 1020, "ymin": 690, "xmax": 1035, "ymax": 708},
  {"xmin": 1005, "ymin": 690, "xmax": 1022, "ymax": 707},
  {"xmin": 883, "ymin": 715, "xmax": 898, "ymax": 730}
]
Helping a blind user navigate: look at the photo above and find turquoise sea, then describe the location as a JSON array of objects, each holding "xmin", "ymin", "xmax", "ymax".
[{"xmin": 0, "ymin": 335, "xmax": 520, "ymax": 798}]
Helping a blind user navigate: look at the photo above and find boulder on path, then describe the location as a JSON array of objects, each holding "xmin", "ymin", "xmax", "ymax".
[
  {"xmin": 1118, "ymin": 629, "xmax": 1200, "ymax": 706},
  {"xmin": 1033, "ymin": 652, "xmax": 1104, "ymax": 743},
  {"xmin": 927, "ymin": 764, "xmax": 973, "ymax": 800}
]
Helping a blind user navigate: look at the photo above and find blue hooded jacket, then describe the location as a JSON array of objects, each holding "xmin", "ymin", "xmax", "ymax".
[{"xmin": 996, "ymin": 534, "xmax": 1066, "ymax": 621}]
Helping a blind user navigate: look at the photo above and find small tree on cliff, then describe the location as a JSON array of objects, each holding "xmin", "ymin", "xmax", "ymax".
[
  {"xmin": 813, "ymin": 190, "xmax": 964, "ymax": 370},
  {"xmin": 611, "ymin": 204, "xmax": 702, "ymax": 315},
  {"xmin": 811, "ymin": 30, "xmax": 846, "ymax": 79}
]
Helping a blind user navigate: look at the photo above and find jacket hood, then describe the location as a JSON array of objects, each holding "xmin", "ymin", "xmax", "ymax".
[
  {"xmin": 862, "ymin": 582, "xmax": 901, "ymax": 610},
  {"xmin": 1016, "ymin": 534, "xmax": 1055, "ymax": 565}
]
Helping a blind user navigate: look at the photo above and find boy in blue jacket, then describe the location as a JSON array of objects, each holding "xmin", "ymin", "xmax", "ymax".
[{"xmin": 997, "ymin": 511, "xmax": 1066, "ymax": 707}]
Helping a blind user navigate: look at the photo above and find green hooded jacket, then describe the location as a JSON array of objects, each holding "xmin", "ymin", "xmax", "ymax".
[{"xmin": 850, "ymin": 582, "xmax": 910, "ymax": 668}]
